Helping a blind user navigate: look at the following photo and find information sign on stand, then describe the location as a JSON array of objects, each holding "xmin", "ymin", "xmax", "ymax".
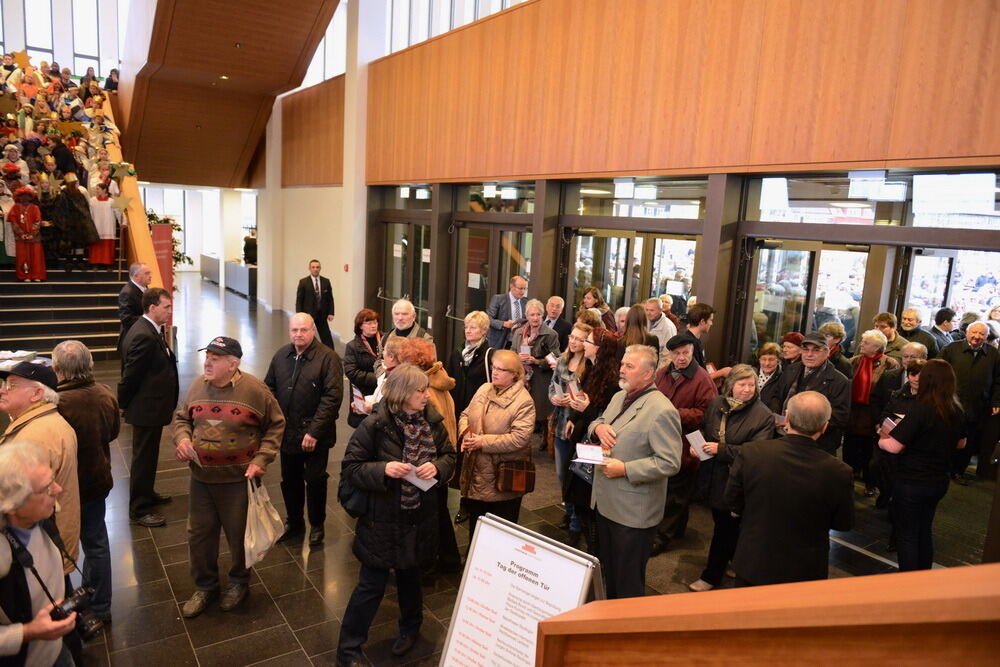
[{"xmin": 440, "ymin": 514, "xmax": 603, "ymax": 667}]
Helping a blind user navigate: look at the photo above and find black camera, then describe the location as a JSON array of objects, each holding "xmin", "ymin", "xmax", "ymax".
[{"xmin": 51, "ymin": 586, "xmax": 104, "ymax": 641}]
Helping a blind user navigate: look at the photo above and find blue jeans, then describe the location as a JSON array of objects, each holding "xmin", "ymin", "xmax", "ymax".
[
  {"xmin": 894, "ymin": 479, "xmax": 948, "ymax": 571},
  {"xmin": 553, "ymin": 436, "xmax": 580, "ymax": 531},
  {"xmin": 80, "ymin": 498, "xmax": 112, "ymax": 617}
]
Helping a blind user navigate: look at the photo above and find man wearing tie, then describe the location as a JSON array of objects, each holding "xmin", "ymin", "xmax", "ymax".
[
  {"xmin": 117, "ymin": 262, "xmax": 152, "ymax": 357},
  {"xmin": 118, "ymin": 287, "xmax": 179, "ymax": 528},
  {"xmin": 296, "ymin": 259, "xmax": 336, "ymax": 349},
  {"xmin": 486, "ymin": 275, "xmax": 528, "ymax": 350}
]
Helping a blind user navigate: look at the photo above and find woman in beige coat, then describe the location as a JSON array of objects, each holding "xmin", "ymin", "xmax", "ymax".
[{"xmin": 458, "ymin": 349, "xmax": 536, "ymax": 539}]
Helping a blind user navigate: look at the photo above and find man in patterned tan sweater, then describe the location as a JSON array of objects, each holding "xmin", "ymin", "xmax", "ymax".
[{"xmin": 172, "ymin": 336, "xmax": 285, "ymax": 618}]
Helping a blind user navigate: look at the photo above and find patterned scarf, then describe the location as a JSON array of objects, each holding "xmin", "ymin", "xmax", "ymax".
[
  {"xmin": 519, "ymin": 322, "xmax": 539, "ymax": 384},
  {"xmin": 462, "ymin": 337, "xmax": 485, "ymax": 365},
  {"xmin": 393, "ymin": 409, "xmax": 436, "ymax": 510}
]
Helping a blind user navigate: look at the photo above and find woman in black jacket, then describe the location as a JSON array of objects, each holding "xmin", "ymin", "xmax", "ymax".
[
  {"xmin": 689, "ymin": 364, "xmax": 774, "ymax": 592},
  {"xmin": 878, "ymin": 359, "xmax": 966, "ymax": 571},
  {"xmin": 873, "ymin": 359, "xmax": 925, "ymax": 513},
  {"xmin": 445, "ymin": 311, "xmax": 493, "ymax": 523},
  {"xmin": 343, "ymin": 309, "xmax": 381, "ymax": 428},
  {"xmin": 563, "ymin": 327, "xmax": 623, "ymax": 553},
  {"xmin": 336, "ymin": 365, "xmax": 456, "ymax": 663}
]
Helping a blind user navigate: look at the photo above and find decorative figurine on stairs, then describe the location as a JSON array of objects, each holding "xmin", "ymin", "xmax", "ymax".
[{"xmin": 9, "ymin": 185, "xmax": 45, "ymax": 281}]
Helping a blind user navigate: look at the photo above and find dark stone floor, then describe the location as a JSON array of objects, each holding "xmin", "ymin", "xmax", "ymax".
[{"xmin": 75, "ymin": 273, "xmax": 995, "ymax": 666}]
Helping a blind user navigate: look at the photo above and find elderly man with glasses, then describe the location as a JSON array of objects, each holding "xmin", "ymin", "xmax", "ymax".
[{"xmin": 0, "ymin": 362, "xmax": 80, "ymax": 571}]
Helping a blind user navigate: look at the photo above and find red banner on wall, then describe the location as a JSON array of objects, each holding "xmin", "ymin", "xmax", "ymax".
[{"xmin": 150, "ymin": 224, "xmax": 174, "ymax": 294}]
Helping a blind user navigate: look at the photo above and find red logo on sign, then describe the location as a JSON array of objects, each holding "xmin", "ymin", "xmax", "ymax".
[{"xmin": 521, "ymin": 544, "xmax": 536, "ymax": 554}]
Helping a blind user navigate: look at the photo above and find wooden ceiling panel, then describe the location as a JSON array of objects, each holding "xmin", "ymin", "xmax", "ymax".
[{"xmin": 121, "ymin": 0, "xmax": 339, "ymax": 187}]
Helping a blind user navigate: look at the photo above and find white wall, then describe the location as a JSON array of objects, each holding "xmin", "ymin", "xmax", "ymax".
[{"xmin": 279, "ymin": 186, "xmax": 347, "ymax": 318}]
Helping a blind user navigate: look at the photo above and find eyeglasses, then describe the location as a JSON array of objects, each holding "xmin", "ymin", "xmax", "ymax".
[
  {"xmin": 569, "ymin": 335, "xmax": 587, "ymax": 343},
  {"xmin": 0, "ymin": 379, "xmax": 22, "ymax": 391},
  {"xmin": 491, "ymin": 366, "xmax": 512, "ymax": 374},
  {"xmin": 582, "ymin": 339, "xmax": 598, "ymax": 346}
]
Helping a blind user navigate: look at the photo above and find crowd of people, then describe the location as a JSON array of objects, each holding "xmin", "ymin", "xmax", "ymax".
[
  {"xmin": 0, "ymin": 54, "xmax": 122, "ymax": 281},
  {"xmin": 2, "ymin": 259, "xmax": 999, "ymax": 666}
]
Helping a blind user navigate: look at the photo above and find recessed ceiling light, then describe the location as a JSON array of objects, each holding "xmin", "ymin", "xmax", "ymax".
[
  {"xmin": 830, "ymin": 201, "xmax": 870, "ymax": 208},
  {"xmin": 580, "ymin": 188, "xmax": 611, "ymax": 195},
  {"xmin": 219, "ymin": 75, "xmax": 229, "ymax": 80}
]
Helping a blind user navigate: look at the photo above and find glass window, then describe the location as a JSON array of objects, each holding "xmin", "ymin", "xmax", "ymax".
[
  {"xmin": 907, "ymin": 253, "xmax": 952, "ymax": 324},
  {"xmin": 27, "ymin": 49, "xmax": 53, "ymax": 64},
  {"xmin": 648, "ymin": 238, "xmax": 697, "ymax": 301},
  {"xmin": 25, "ymin": 0, "xmax": 53, "ymax": 50},
  {"xmin": 73, "ymin": 0, "xmax": 100, "ymax": 58},
  {"xmin": 751, "ymin": 248, "xmax": 811, "ymax": 353},
  {"xmin": 476, "ymin": 0, "xmax": 503, "ymax": 19},
  {"xmin": 240, "ymin": 192, "xmax": 257, "ymax": 232},
  {"xmin": 574, "ymin": 234, "xmax": 630, "ymax": 311},
  {"xmin": 409, "ymin": 0, "xmax": 431, "ymax": 45},
  {"xmin": 413, "ymin": 224, "xmax": 431, "ymax": 327},
  {"xmin": 387, "ymin": 185, "xmax": 433, "ymax": 210},
  {"xmin": 498, "ymin": 230, "xmax": 532, "ymax": 284},
  {"xmin": 451, "ymin": 0, "xmax": 475, "ymax": 28},
  {"xmin": 456, "ymin": 182, "xmax": 535, "ymax": 213},
  {"xmin": 74, "ymin": 56, "xmax": 100, "ymax": 79},
  {"xmin": 390, "ymin": 0, "xmax": 411, "ymax": 52},
  {"xmin": 908, "ymin": 172, "xmax": 1000, "ymax": 229},
  {"xmin": 325, "ymin": 2, "xmax": 347, "ymax": 78},
  {"xmin": 813, "ymin": 250, "xmax": 866, "ymax": 341},
  {"xmin": 118, "ymin": 0, "xmax": 131, "ymax": 64},
  {"xmin": 452, "ymin": 226, "xmax": 491, "ymax": 344},
  {"xmin": 0, "ymin": 2, "xmax": 5, "ymax": 52},
  {"xmin": 302, "ymin": 37, "xmax": 325, "ymax": 88},
  {"xmin": 571, "ymin": 178, "xmax": 707, "ymax": 218},
  {"xmin": 746, "ymin": 175, "xmax": 900, "ymax": 225},
  {"xmin": 949, "ymin": 250, "xmax": 1000, "ymax": 319}
]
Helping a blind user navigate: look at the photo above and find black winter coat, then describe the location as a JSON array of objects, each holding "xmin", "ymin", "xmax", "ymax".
[
  {"xmin": 758, "ymin": 365, "xmax": 784, "ymax": 414},
  {"xmin": 775, "ymin": 360, "xmax": 851, "ymax": 454},
  {"xmin": 343, "ymin": 335, "xmax": 379, "ymax": 428},
  {"xmin": 343, "ymin": 403, "xmax": 456, "ymax": 571},
  {"xmin": 697, "ymin": 395, "xmax": 774, "ymax": 510},
  {"xmin": 446, "ymin": 342, "xmax": 494, "ymax": 420},
  {"xmin": 264, "ymin": 338, "xmax": 343, "ymax": 453}
]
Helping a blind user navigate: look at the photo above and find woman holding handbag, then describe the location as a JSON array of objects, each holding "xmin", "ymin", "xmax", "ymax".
[
  {"xmin": 458, "ymin": 349, "xmax": 536, "ymax": 540},
  {"xmin": 336, "ymin": 364, "xmax": 456, "ymax": 663}
]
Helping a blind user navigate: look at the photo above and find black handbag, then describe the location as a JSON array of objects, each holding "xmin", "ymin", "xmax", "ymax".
[{"xmin": 337, "ymin": 476, "xmax": 368, "ymax": 518}]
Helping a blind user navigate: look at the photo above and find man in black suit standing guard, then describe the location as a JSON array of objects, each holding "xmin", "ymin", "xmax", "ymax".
[
  {"xmin": 118, "ymin": 287, "xmax": 179, "ymax": 527},
  {"xmin": 296, "ymin": 259, "xmax": 336, "ymax": 349},
  {"xmin": 726, "ymin": 391, "xmax": 854, "ymax": 586},
  {"xmin": 117, "ymin": 262, "xmax": 152, "ymax": 356}
]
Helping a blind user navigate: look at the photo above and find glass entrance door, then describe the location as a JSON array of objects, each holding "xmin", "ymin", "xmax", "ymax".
[
  {"xmin": 451, "ymin": 225, "xmax": 532, "ymax": 348},
  {"xmin": 905, "ymin": 249, "xmax": 1000, "ymax": 324},
  {"xmin": 569, "ymin": 230, "xmax": 697, "ymax": 315},
  {"xmin": 380, "ymin": 221, "xmax": 431, "ymax": 328},
  {"xmin": 748, "ymin": 242, "xmax": 870, "ymax": 357}
]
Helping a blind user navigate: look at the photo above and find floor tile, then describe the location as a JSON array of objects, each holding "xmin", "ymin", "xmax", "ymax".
[
  {"xmin": 274, "ymin": 587, "xmax": 341, "ymax": 630},
  {"xmin": 256, "ymin": 561, "xmax": 313, "ymax": 598},
  {"xmin": 108, "ymin": 634, "xmax": 197, "ymax": 667},
  {"xmin": 182, "ymin": 583, "xmax": 285, "ymax": 649},
  {"xmin": 105, "ymin": 598, "xmax": 185, "ymax": 652},
  {"xmin": 294, "ymin": 619, "xmax": 342, "ymax": 657},
  {"xmin": 195, "ymin": 625, "xmax": 300, "ymax": 666}
]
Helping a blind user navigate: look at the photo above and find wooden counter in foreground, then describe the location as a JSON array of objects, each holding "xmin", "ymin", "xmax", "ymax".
[{"xmin": 537, "ymin": 563, "xmax": 1000, "ymax": 665}]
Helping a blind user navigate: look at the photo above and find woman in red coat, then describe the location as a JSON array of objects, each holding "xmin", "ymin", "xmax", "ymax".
[{"xmin": 10, "ymin": 185, "xmax": 45, "ymax": 281}]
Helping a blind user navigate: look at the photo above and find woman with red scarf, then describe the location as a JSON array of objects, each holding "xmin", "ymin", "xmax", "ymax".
[
  {"xmin": 9, "ymin": 185, "xmax": 45, "ymax": 281},
  {"xmin": 845, "ymin": 329, "xmax": 900, "ymax": 496}
]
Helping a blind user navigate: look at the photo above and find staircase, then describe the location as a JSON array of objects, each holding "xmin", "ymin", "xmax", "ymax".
[{"xmin": 0, "ymin": 265, "xmax": 124, "ymax": 362}]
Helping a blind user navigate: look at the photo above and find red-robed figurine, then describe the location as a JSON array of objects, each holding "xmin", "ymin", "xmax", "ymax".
[{"xmin": 9, "ymin": 185, "xmax": 45, "ymax": 281}]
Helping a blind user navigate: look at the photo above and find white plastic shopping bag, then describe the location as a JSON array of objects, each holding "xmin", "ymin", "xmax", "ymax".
[{"xmin": 244, "ymin": 478, "xmax": 283, "ymax": 567}]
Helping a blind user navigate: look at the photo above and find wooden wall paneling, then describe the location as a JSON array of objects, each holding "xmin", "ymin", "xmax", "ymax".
[
  {"xmin": 890, "ymin": 0, "xmax": 1000, "ymax": 159},
  {"xmin": 506, "ymin": 6, "xmax": 543, "ymax": 177},
  {"xmin": 282, "ymin": 75, "xmax": 345, "ymax": 186},
  {"xmin": 749, "ymin": 0, "xmax": 906, "ymax": 166}
]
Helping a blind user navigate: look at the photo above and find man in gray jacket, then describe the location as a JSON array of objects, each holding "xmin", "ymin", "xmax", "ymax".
[{"xmin": 589, "ymin": 345, "xmax": 682, "ymax": 599}]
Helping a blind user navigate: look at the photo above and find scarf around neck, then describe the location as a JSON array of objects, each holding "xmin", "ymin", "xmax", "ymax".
[
  {"xmin": 393, "ymin": 409, "xmax": 436, "ymax": 510},
  {"xmin": 852, "ymin": 351, "xmax": 882, "ymax": 404}
]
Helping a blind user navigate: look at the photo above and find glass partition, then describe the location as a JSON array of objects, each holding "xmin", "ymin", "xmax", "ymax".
[
  {"xmin": 386, "ymin": 185, "xmax": 434, "ymax": 210},
  {"xmin": 751, "ymin": 248, "xmax": 811, "ymax": 353},
  {"xmin": 813, "ymin": 250, "xmax": 867, "ymax": 342},
  {"xmin": 570, "ymin": 178, "xmax": 707, "ymax": 218},
  {"xmin": 456, "ymin": 182, "xmax": 535, "ymax": 213},
  {"xmin": 573, "ymin": 234, "xmax": 631, "ymax": 311},
  {"xmin": 498, "ymin": 230, "xmax": 533, "ymax": 284}
]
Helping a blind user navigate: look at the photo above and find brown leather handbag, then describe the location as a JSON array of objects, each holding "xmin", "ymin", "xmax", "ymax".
[{"xmin": 495, "ymin": 457, "xmax": 536, "ymax": 493}]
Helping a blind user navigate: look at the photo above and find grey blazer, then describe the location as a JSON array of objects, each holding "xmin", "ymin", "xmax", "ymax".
[
  {"xmin": 588, "ymin": 387, "xmax": 682, "ymax": 529},
  {"xmin": 486, "ymin": 292, "xmax": 527, "ymax": 350}
]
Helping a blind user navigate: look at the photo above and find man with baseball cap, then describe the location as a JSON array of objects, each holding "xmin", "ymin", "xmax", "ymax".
[
  {"xmin": 775, "ymin": 332, "xmax": 851, "ymax": 455},
  {"xmin": 0, "ymin": 362, "xmax": 81, "ymax": 568},
  {"xmin": 173, "ymin": 336, "xmax": 285, "ymax": 618}
]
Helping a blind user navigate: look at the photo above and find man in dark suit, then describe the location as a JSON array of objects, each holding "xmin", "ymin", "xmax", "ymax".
[
  {"xmin": 117, "ymin": 287, "xmax": 179, "ymax": 527},
  {"xmin": 776, "ymin": 332, "xmax": 851, "ymax": 455},
  {"xmin": 295, "ymin": 259, "xmax": 335, "ymax": 349},
  {"xmin": 544, "ymin": 295, "xmax": 571, "ymax": 351},
  {"xmin": 117, "ymin": 262, "xmax": 152, "ymax": 355},
  {"xmin": 926, "ymin": 307, "xmax": 961, "ymax": 353},
  {"xmin": 485, "ymin": 275, "xmax": 528, "ymax": 350},
  {"xmin": 726, "ymin": 391, "xmax": 854, "ymax": 586}
]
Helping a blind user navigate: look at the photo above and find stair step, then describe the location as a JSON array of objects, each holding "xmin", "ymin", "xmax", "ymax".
[
  {"xmin": 0, "ymin": 306, "xmax": 119, "ymax": 322},
  {"xmin": 0, "ymin": 268, "xmax": 124, "ymax": 282},
  {"xmin": 0, "ymin": 320, "xmax": 120, "ymax": 336},
  {"xmin": 0, "ymin": 332, "xmax": 120, "ymax": 350},
  {"xmin": 0, "ymin": 293, "xmax": 120, "ymax": 308},
  {"xmin": 1, "ymin": 281, "xmax": 123, "ymax": 295}
]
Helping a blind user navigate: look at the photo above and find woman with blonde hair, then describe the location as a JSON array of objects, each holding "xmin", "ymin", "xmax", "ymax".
[{"xmin": 458, "ymin": 349, "xmax": 536, "ymax": 538}]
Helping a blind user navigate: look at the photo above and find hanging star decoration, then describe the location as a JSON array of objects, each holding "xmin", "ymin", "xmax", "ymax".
[
  {"xmin": 111, "ymin": 195, "xmax": 133, "ymax": 211},
  {"xmin": 111, "ymin": 162, "xmax": 136, "ymax": 179},
  {"xmin": 11, "ymin": 50, "xmax": 31, "ymax": 70}
]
